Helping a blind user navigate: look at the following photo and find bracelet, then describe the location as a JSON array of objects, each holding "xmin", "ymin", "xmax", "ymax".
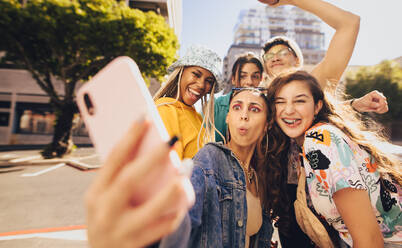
[{"xmin": 349, "ymin": 98, "xmax": 358, "ymax": 112}]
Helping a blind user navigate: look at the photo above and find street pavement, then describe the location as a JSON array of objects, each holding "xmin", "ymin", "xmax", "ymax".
[
  {"xmin": 0, "ymin": 146, "xmax": 284, "ymax": 248},
  {"xmin": 0, "ymin": 147, "xmax": 99, "ymax": 248},
  {"xmin": 2, "ymin": 142, "xmax": 401, "ymax": 247}
]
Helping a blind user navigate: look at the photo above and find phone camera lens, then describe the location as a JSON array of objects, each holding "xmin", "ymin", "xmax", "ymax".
[{"xmin": 84, "ymin": 93, "xmax": 95, "ymax": 115}]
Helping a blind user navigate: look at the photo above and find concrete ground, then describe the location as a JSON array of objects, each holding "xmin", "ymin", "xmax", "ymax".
[
  {"xmin": 0, "ymin": 147, "xmax": 283, "ymax": 247},
  {"xmin": 0, "ymin": 148, "xmax": 98, "ymax": 248},
  {"xmin": 0, "ymin": 146, "xmax": 285, "ymax": 248},
  {"xmin": 10, "ymin": 140, "xmax": 402, "ymax": 247}
]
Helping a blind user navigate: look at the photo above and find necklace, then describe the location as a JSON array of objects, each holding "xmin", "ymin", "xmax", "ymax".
[
  {"xmin": 227, "ymin": 143, "xmax": 255, "ymax": 184},
  {"xmin": 234, "ymin": 154, "xmax": 254, "ymax": 185}
]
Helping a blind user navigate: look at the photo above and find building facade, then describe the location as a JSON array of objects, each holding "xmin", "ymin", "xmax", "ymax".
[
  {"xmin": 222, "ymin": 6, "xmax": 325, "ymax": 92},
  {"xmin": 0, "ymin": 0, "xmax": 182, "ymax": 145}
]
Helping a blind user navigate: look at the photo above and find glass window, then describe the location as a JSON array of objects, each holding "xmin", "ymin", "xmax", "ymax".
[{"xmin": 0, "ymin": 112, "xmax": 10, "ymax": 126}]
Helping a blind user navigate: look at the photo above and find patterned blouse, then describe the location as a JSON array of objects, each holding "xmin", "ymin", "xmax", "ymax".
[{"xmin": 301, "ymin": 122, "xmax": 402, "ymax": 246}]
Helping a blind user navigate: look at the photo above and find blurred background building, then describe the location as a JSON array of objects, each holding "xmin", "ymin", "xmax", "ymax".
[{"xmin": 222, "ymin": 5, "xmax": 325, "ymax": 93}]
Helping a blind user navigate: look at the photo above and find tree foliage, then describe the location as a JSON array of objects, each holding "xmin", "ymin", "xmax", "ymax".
[
  {"xmin": 0, "ymin": 0, "xmax": 178, "ymax": 157},
  {"xmin": 345, "ymin": 60, "xmax": 402, "ymax": 123}
]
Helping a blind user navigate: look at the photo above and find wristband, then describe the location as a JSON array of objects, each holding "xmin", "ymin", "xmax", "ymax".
[{"xmin": 349, "ymin": 98, "xmax": 358, "ymax": 112}]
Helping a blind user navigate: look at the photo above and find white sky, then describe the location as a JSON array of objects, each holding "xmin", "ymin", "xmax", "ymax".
[{"xmin": 180, "ymin": 0, "xmax": 402, "ymax": 66}]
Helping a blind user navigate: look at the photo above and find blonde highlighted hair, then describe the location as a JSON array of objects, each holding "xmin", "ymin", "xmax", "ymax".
[{"xmin": 153, "ymin": 66, "xmax": 217, "ymax": 150}]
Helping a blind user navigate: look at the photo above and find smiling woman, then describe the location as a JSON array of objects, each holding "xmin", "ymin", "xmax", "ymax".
[
  {"xmin": 178, "ymin": 67, "xmax": 215, "ymax": 106},
  {"xmin": 153, "ymin": 45, "xmax": 222, "ymax": 159},
  {"xmin": 265, "ymin": 71, "xmax": 402, "ymax": 247},
  {"xmin": 273, "ymin": 79, "xmax": 322, "ymax": 145}
]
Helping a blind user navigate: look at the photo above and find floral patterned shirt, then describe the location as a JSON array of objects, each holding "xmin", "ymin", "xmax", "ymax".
[{"xmin": 302, "ymin": 122, "xmax": 402, "ymax": 246}]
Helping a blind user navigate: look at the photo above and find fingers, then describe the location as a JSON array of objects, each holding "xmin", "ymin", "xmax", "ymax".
[
  {"xmin": 375, "ymin": 100, "xmax": 388, "ymax": 114},
  {"xmin": 124, "ymin": 208, "xmax": 188, "ymax": 248},
  {"xmin": 102, "ymin": 138, "xmax": 178, "ymax": 213},
  {"xmin": 258, "ymin": 0, "xmax": 284, "ymax": 7},
  {"xmin": 92, "ymin": 119, "xmax": 150, "ymax": 195},
  {"xmin": 121, "ymin": 177, "xmax": 194, "ymax": 247},
  {"xmin": 85, "ymin": 119, "xmax": 150, "ymax": 215},
  {"xmin": 357, "ymin": 90, "xmax": 389, "ymax": 114},
  {"xmin": 369, "ymin": 90, "xmax": 388, "ymax": 114}
]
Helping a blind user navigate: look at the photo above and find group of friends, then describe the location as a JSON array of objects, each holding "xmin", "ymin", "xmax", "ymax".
[{"xmin": 84, "ymin": 0, "xmax": 402, "ymax": 247}]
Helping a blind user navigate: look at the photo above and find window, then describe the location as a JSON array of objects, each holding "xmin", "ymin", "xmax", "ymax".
[
  {"xmin": 0, "ymin": 112, "xmax": 10, "ymax": 126},
  {"xmin": 0, "ymin": 101, "xmax": 11, "ymax": 108}
]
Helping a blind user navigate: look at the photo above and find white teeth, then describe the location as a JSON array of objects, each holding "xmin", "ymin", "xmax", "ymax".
[
  {"xmin": 188, "ymin": 88, "xmax": 200, "ymax": 96},
  {"xmin": 283, "ymin": 119, "xmax": 296, "ymax": 124}
]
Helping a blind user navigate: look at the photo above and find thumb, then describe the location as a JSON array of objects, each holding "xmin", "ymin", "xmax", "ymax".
[{"xmin": 369, "ymin": 101, "xmax": 380, "ymax": 110}]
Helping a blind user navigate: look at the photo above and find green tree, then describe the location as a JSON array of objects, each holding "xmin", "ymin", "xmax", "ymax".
[
  {"xmin": 345, "ymin": 60, "xmax": 402, "ymax": 123},
  {"xmin": 0, "ymin": 0, "xmax": 178, "ymax": 158}
]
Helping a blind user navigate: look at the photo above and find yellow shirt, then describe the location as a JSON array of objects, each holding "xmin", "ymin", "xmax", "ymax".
[{"xmin": 155, "ymin": 97, "xmax": 205, "ymax": 159}]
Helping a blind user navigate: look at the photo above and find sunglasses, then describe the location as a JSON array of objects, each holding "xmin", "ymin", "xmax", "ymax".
[
  {"xmin": 262, "ymin": 47, "xmax": 294, "ymax": 62},
  {"xmin": 232, "ymin": 87, "xmax": 268, "ymax": 97}
]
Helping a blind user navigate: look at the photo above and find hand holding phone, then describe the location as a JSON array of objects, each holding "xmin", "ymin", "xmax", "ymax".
[
  {"xmin": 77, "ymin": 56, "xmax": 193, "ymax": 198},
  {"xmin": 85, "ymin": 120, "xmax": 195, "ymax": 248},
  {"xmin": 77, "ymin": 57, "xmax": 171, "ymax": 161}
]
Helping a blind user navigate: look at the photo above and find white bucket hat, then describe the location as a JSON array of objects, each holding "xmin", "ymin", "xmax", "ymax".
[{"xmin": 168, "ymin": 44, "xmax": 223, "ymax": 91}]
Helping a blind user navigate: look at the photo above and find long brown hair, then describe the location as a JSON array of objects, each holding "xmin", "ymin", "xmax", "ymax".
[{"xmin": 265, "ymin": 70, "xmax": 402, "ymax": 231}]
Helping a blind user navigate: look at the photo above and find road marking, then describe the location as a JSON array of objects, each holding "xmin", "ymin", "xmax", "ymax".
[
  {"xmin": 21, "ymin": 163, "xmax": 66, "ymax": 177},
  {"xmin": 10, "ymin": 155, "xmax": 42, "ymax": 163},
  {"xmin": 0, "ymin": 225, "xmax": 87, "ymax": 240},
  {"xmin": 76, "ymin": 154, "xmax": 99, "ymax": 160},
  {"xmin": 0, "ymin": 153, "xmax": 18, "ymax": 160}
]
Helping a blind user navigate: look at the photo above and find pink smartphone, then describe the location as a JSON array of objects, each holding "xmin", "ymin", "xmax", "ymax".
[{"xmin": 76, "ymin": 56, "xmax": 180, "ymax": 167}]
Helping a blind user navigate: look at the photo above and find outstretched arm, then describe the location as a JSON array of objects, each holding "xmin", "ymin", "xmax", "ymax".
[
  {"xmin": 302, "ymin": 0, "xmax": 360, "ymax": 85},
  {"xmin": 259, "ymin": 0, "xmax": 360, "ymax": 87}
]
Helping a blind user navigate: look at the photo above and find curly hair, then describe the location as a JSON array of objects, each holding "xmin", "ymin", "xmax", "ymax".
[{"xmin": 264, "ymin": 70, "xmax": 402, "ymax": 231}]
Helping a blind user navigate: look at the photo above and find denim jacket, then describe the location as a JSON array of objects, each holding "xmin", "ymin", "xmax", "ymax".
[{"xmin": 161, "ymin": 142, "xmax": 273, "ymax": 248}]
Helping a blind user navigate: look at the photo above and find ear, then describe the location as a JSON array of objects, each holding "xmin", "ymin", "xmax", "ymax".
[
  {"xmin": 294, "ymin": 57, "xmax": 300, "ymax": 68},
  {"xmin": 226, "ymin": 113, "xmax": 229, "ymax": 124},
  {"xmin": 231, "ymin": 76, "xmax": 236, "ymax": 86},
  {"xmin": 314, "ymin": 100, "xmax": 323, "ymax": 115}
]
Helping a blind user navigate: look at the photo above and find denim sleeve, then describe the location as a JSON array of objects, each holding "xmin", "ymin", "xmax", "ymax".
[
  {"xmin": 258, "ymin": 211, "xmax": 273, "ymax": 246},
  {"xmin": 158, "ymin": 214, "xmax": 191, "ymax": 248},
  {"xmin": 158, "ymin": 161, "xmax": 207, "ymax": 248},
  {"xmin": 188, "ymin": 164, "xmax": 207, "ymax": 228}
]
